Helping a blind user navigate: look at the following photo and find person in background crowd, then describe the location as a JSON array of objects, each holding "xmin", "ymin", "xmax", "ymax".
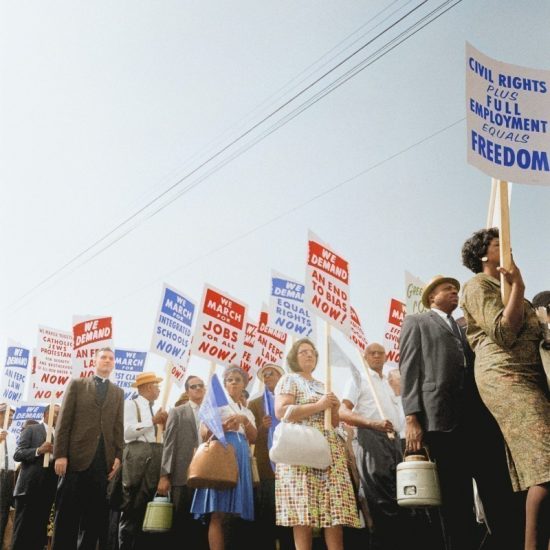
[
  {"xmin": 532, "ymin": 291, "xmax": 550, "ymax": 318},
  {"xmin": 386, "ymin": 368, "xmax": 406, "ymax": 446},
  {"xmin": 52, "ymin": 347, "xmax": 124, "ymax": 550},
  {"xmin": 191, "ymin": 366, "xmax": 257, "ymax": 550},
  {"xmin": 240, "ymin": 389, "xmax": 250, "ymax": 408},
  {"xmin": 340, "ymin": 343, "xmax": 405, "ymax": 550},
  {"xmin": 275, "ymin": 339, "xmax": 360, "ymax": 550},
  {"xmin": 399, "ymin": 275, "xmax": 478, "ymax": 550},
  {"xmin": 0, "ymin": 405, "xmax": 15, "ymax": 549},
  {"xmin": 461, "ymin": 228, "xmax": 550, "ymax": 550},
  {"xmin": 248, "ymin": 364, "xmax": 294, "ymax": 550},
  {"xmin": 11, "ymin": 404, "xmax": 60, "ymax": 550},
  {"xmin": 174, "ymin": 391, "xmax": 189, "ymax": 407},
  {"xmin": 119, "ymin": 372, "xmax": 167, "ymax": 550},
  {"xmin": 157, "ymin": 375, "xmax": 208, "ymax": 550}
]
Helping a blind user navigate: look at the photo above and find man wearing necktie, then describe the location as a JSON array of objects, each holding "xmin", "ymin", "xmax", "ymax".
[
  {"xmin": 119, "ymin": 372, "xmax": 167, "ymax": 550},
  {"xmin": 52, "ymin": 347, "xmax": 124, "ymax": 550},
  {"xmin": 12, "ymin": 404, "xmax": 60, "ymax": 550},
  {"xmin": 399, "ymin": 275, "xmax": 477, "ymax": 550}
]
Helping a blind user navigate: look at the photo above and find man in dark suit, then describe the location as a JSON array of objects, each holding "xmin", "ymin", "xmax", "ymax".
[
  {"xmin": 399, "ymin": 275, "xmax": 477, "ymax": 550},
  {"xmin": 52, "ymin": 347, "xmax": 124, "ymax": 550},
  {"xmin": 157, "ymin": 375, "xmax": 207, "ymax": 549},
  {"xmin": 11, "ymin": 404, "xmax": 60, "ymax": 550}
]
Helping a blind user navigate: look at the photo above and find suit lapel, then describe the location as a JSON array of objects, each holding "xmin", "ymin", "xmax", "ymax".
[
  {"xmin": 428, "ymin": 309, "xmax": 455, "ymax": 336},
  {"xmin": 184, "ymin": 403, "xmax": 198, "ymax": 440}
]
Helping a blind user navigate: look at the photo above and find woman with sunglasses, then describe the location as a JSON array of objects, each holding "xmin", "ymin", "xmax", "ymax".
[{"xmin": 191, "ymin": 366, "xmax": 257, "ymax": 550}]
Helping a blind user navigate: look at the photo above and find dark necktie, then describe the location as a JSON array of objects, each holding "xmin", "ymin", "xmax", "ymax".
[
  {"xmin": 447, "ymin": 314, "xmax": 462, "ymax": 340},
  {"xmin": 149, "ymin": 403, "xmax": 158, "ymax": 438},
  {"xmin": 95, "ymin": 376, "xmax": 108, "ymax": 404}
]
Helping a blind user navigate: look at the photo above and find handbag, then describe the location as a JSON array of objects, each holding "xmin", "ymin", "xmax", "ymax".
[
  {"xmin": 187, "ymin": 437, "xmax": 238, "ymax": 490},
  {"xmin": 269, "ymin": 405, "xmax": 332, "ymax": 469}
]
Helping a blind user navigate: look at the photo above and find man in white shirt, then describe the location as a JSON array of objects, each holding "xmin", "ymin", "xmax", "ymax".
[
  {"xmin": 119, "ymin": 372, "xmax": 167, "ymax": 550},
  {"xmin": 0, "ymin": 404, "xmax": 15, "ymax": 547},
  {"xmin": 340, "ymin": 343, "xmax": 406, "ymax": 550}
]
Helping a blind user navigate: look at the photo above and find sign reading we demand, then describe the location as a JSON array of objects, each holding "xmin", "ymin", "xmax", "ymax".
[
  {"xmin": 305, "ymin": 232, "xmax": 350, "ymax": 335},
  {"xmin": 466, "ymin": 42, "xmax": 550, "ymax": 185},
  {"xmin": 72, "ymin": 315, "xmax": 113, "ymax": 378}
]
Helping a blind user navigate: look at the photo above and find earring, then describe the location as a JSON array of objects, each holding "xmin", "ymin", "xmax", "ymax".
[{"xmin": 481, "ymin": 256, "xmax": 488, "ymax": 262}]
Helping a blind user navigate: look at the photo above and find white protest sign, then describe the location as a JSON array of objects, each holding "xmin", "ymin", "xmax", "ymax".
[
  {"xmin": 269, "ymin": 270, "xmax": 315, "ymax": 338},
  {"xmin": 1, "ymin": 340, "xmax": 30, "ymax": 405},
  {"xmin": 31, "ymin": 326, "xmax": 73, "ymax": 402},
  {"xmin": 72, "ymin": 315, "xmax": 113, "ymax": 378},
  {"xmin": 349, "ymin": 306, "xmax": 368, "ymax": 353},
  {"xmin": 405, "ymin": 271, "xmax": 427, "ymax": 316},
  {"xmin": 10, "ymin": 404, "xmax": 46, "ymax": 441},
  {"xmin": 150, "ymin": 284, "xmax": 195, "ymax": 386},
  {"xmin": 114, "ymin": 349, "xmax": 147, "ymax": 400},
  {"xmin": 191, "ymin": 285, "xmax": 247, "ymax": 367},
  {"xmin": 383, "ymin": 299, "xmax": 405, "ymax": 369},
  {"xmin": 250, "ymin": 310, "xmax": 288, "ymax": 377},
  {"xmin": 305, "ymin": 231, "xmax": 351, "ymax": 335},
  {"xmin": 239, "ymin": 320, "xmax": 257, "ymax": 376},
  {"xmin": 466, "ymin": 42, "xmax": 550, "ymax": 185}
]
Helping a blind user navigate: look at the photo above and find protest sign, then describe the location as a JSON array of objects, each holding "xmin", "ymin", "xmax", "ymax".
[
  {"xmin": 10, "ymin": 404, "xmax": 46, "ymax": 441},
  {"xmin": 305, "ymin": 231, "xmax": 351, "ymax": 335},
  {"xmin": 72, "ymin": 315, "xmax": 113, "ymax": 378},
  {"xmin": 31, "ymin": 326, "xmax": 73, "ymax": 402},
  {"xmin": 269, "ymin": 270, "xmax": 315, "ymax": 338},
  {"xmin": 114, "ymin": 349, "xmax": 147, "ymax": 400},
  {"xmin": 150, "ymin": 284, "xmax": 195, "ymax": 386},
  {"xmin": 466, "ymin": 42, "xmax": 550, "ymax": 185},
  {"xmin": 349, "ymin": 306, "xmax": 368, "ymax": 353},
  {"xmin": 250, "ymin": 310, "xmax": 287, "ymax": 377},
  {"xmin": 192, "ymin": 285, "xmax": 247, "ymax": 367},
  {"xmin": 383, "ymin": 299, "xmax": 405, "ymax": 369},
  {"xmin": 239, "ymin": 320, "xmax": 257, "ymax": 376},
  {"xmin": 1, "ymin": 340, "xmax": 29, "ymax": 405},
  {"xmin": 405, "ymin": 271, "xmax": 427, "ymax": 316}
]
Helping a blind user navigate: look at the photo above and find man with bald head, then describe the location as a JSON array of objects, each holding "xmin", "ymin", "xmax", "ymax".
[{"xmin": 340, "ymin": 342, "xmax": 405, "ymax": 549}]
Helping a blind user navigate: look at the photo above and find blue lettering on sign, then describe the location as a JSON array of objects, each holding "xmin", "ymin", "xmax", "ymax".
[
  {"xmin": 115, "ymin": 349, "xmax": 147, "ymax": 372},
  {"xmin": 5, "ymin": 347, "xmax": 30, "ymax": 369},
  {"xmin": 161, "ymin": 288, "xmax": 194, "ymax": 326},
  {"xmin": 271, "ymin": 278, "xmax": 305, "ymax": 302}
]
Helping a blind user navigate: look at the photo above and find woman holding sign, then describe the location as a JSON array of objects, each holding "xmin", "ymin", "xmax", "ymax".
[
  {"xmin": 274, "ymin": 339, "xmax": 360, "ymax": 550},
  {"xmin": 461, "ymin": 228, "xmax": 550, "ymax": 550}
]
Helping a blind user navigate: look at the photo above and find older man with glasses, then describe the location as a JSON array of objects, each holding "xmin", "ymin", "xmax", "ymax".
[{"xmin": 157, "ymin": 375, "xmax": 208, "ymax": 549}]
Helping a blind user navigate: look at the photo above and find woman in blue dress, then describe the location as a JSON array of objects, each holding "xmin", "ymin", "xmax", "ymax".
[{"xmin": 191, "ymin": 365, "xmax": 257, "ymax": 550}]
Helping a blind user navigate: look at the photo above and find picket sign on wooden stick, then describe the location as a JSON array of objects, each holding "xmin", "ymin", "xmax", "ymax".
[
  {"xmin": 208, "ymin": 361, "xmax": 216, "ymax": 383},
  {"xmin": 156, "ymin": 362, "xmax": 173, "ymax": 443},
  {"xmin": 359, "ymin": 354, "xmax": 395, "ymax": 440},
  {"xmin": 486, "ymin": 178, "xmax": 498, "ymax": 228},
  {"xmin": 43, "ymin": 395, "xmax": 56, "ymax": 467},
  {"xmin": 497, "ymin": 180, "xmax": 512, "ymax": 305},
  {"xmin": 324, "ymin": 322, "xmax": 332, "ymax": 430}
]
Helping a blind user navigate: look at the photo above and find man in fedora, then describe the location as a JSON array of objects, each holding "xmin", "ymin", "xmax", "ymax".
[
  {"xmin": 119, "ymin": 371, "xmax": 167, "ymax": 550},
  {"xmin": 248, "ymin": 364, "xmax": 293, "ymax": 550},
  {"xmin": 399, "ymin": 275, "xmax": 477, "ymax": 550},
  {"xmin": 53, "ymin": 347, "xmax": 124, "ymax": 550}
]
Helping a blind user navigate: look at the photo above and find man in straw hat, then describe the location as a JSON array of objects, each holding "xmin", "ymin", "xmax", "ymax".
[
  {"xmin": 248, "ymin": 364, "xmax": 293, "ymax": 550},
  {"xmin": 119, "ymin": 371, "xmax": 167, "ymax": 550},
  {"xmin": 399, "ymin": 275, "xmax": 477, "ymax": 550}
]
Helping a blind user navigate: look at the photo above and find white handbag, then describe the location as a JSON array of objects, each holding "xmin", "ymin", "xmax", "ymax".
[{"xmin": 269, "ymin": 406, "xmax": 332, "ymax": 469}]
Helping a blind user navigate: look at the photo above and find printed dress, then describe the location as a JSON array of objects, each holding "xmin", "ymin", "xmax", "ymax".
[
  {"xmin": 274, "ymin": 373, "xmax": 360, "ymax": 528},
  {"xmin": 461, "ymin": 273, "xmax": 550, "ymax": 491}
]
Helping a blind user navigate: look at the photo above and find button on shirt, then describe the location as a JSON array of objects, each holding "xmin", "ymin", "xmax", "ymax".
[
  {"xmin": 124, "ymin": 395, "xmax": 156, "ymax": 443},
  {"xmin": 343, "ymin": 371, "xmax": 404, "ymax": 433}
]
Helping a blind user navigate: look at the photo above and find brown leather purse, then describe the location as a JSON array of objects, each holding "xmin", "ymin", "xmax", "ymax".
[{"xmin": 187, "ymin": 437, "xmax": 238, "ymax": 489}]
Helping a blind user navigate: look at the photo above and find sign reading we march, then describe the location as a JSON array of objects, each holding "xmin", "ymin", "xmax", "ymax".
[{"xmin": 466, "ymin": 42, "xmax": 550, "ymax": 185}]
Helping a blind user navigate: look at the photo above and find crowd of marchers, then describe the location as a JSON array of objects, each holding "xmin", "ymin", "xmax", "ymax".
[{"xmin": 0, "ymin": 227, "xmax": 549, "ymax": 550}]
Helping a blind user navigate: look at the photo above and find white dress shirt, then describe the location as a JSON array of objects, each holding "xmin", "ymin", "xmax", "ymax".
[
  {"xmin": 124, "ymin": 395, "xmax": 156, "ymax": 443},
  {"xmin": 0, "ymin": 431, "xmax": 17, "ymax": 471}
]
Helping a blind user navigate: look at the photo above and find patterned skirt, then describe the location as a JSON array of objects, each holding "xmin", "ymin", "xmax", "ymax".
[
  {"xmin": 275, "ymin": 429, "xmax": 360, "ymax": 528},
  {"xmin": 191, "ymin": 432, "xmax": 254, "ymax": 521}
]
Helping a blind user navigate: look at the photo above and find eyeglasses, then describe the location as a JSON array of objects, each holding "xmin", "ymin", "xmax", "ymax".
[
  {"xmin": 297, "ymin": 349, "xmax": 315, "ymax": 356},
  {"xmin": 188, "ymin": 383, "xmax": 205, "ymax": 390}
]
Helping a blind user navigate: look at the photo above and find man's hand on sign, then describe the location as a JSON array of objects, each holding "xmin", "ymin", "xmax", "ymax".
[
  {"xmin": 55, "ymin": 457, "xmax": 68, "ymax": 476},
  {"xmin": 153, "ymin": 409, "xmax": 168, "ymax": 426},
  {"xmin": 372, "ymin": 419, "xmax": 395, "ymax": 433},
  {"xmin": 261, "ymin": 415, "xmax": 272, "ymax": 429},
  {"xmin": 108, "ymin": 458, "xmax": 121, "ymax": 481},
  {"xmin": 0, "ymin": 431, "xmax": 7, "ymax": 443},
  {"xmin": 37, "ymin": 441, "xmax": 54, "ymax": 455}
]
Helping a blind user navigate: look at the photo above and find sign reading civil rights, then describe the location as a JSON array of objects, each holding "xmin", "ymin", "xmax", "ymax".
[
  {"xmin": 239, "ymin": 320, "xmax": 257, "ymax": 376},
  {"xmin": 466, "ymin": 42, "xmax": 550, "ymax": 185},
  {"xmin": 1, "ymin": 341, "xmax": 29, "ymax": 404},
  {"xmin": 72, "ymin": 315, "xmax": 113, "ymax": 378},
  {"xmin": 305, "ymin": 231, "xmax": 351, "ymax": 335},
  {"xmin": 405, "ymin": 271, "xmax": 427, "ymax": 316},
  {"xmin": 383, "ymin": 299, "xmax": 405, "ymax": 369},
  {"xmin": 250, "ymin": 309, "xmax": 288, "ymax": 377},
  {"xmin": 32, "ymin": 326, "xmax": 73, "ymax": 402},
  {"xmin": 349, "ymin": 306, "xmax": 368, "ymax": 353},
  {"xmin": 269, "ymin": 270, "xmax": 315, "ymax": 338},
  {"xmin": 114, "ymin": 349, "xmax": 147, "ymax": 400},
  {"xmin": 192, "ymin": 285, "xmax": 247, "ymax": 367},
  {"xmin": 150, "ymin": 284, "xmax": 195, "ymax": 386},
  {"xmin": 10, "ymin": 404, "xmax": 46, "ymax": 441}
]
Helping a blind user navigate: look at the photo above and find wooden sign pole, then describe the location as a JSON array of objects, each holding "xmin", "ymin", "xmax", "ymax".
[
  {"xmin": 324, "ymin": 322, "xmax": 332, "ymax": 430},
  {"xmin": 43, "ymin": 396, "xmax": 56, "ymax": 467},
  {"xmin": 155, "ymin": 362, "xmax": 173, "ymax": 443},
  {"xmin": 208, "ymin": 361, "xmax": 216, "ymax": 383},
  {"xmin": 486, "ymin": 178, "xmax": 498, "ymax": 228},
  {"xmin": 497, "ymin": 180, "xmax": 512, "ymax": 305}
]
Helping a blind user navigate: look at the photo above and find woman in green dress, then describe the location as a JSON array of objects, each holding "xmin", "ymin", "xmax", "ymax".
[{"xmin": 461, "ymin": 227, "xmax": 550, "ymax": 550}]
